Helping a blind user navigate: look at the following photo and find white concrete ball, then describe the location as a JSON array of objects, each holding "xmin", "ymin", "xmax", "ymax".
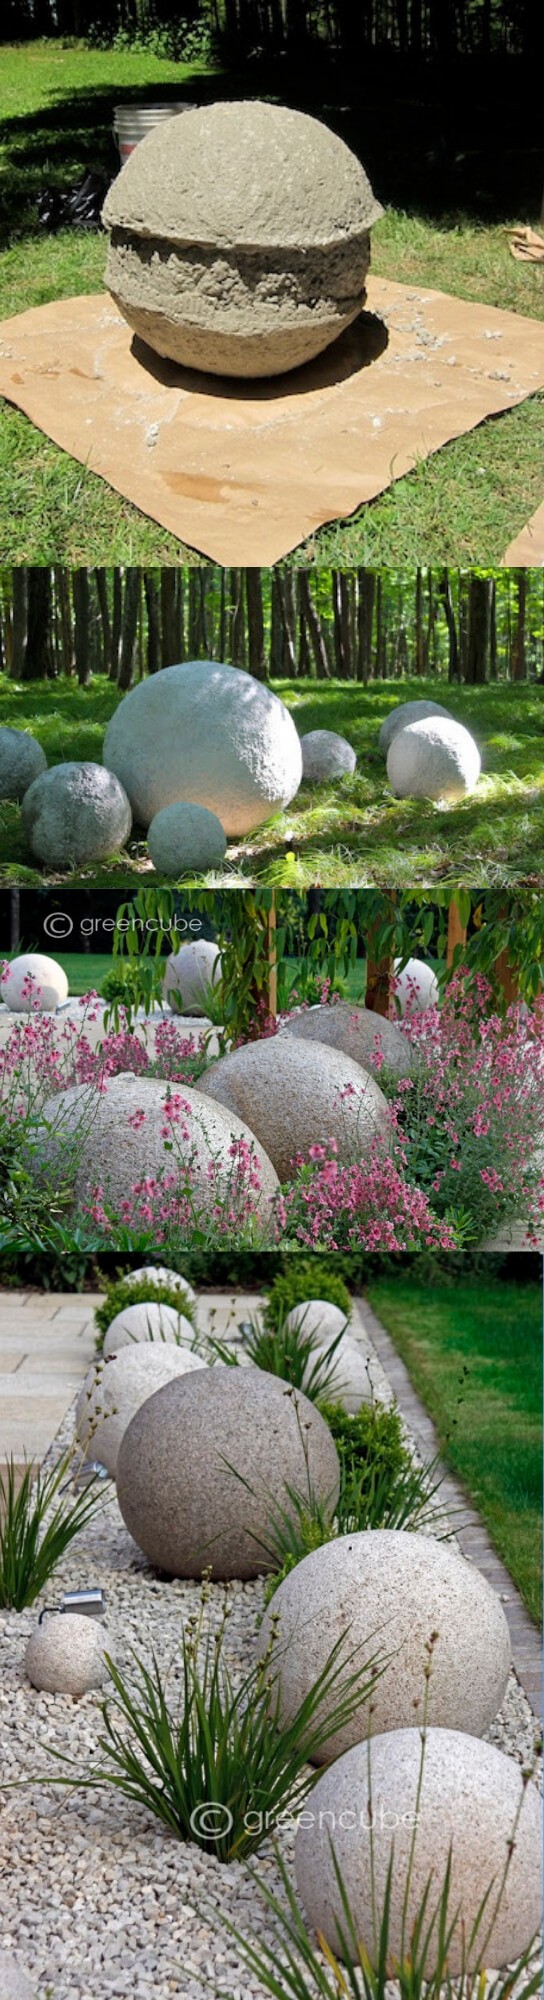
[{"xmin": 387, "ymin": 717, "xmax": 481, "ymax": 801}]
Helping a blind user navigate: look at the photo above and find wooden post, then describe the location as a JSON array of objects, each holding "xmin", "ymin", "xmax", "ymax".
[
  {"xmin": 494, "ymin": 949, "xmax": 519, "ymax": 1008},
  {"xmin": 365, "ymin": 924, "xmax": 393, "ymax": 1017},
  {"xmin": 447, "ymin": 900, "xmax": 467, "ymax": 966}
]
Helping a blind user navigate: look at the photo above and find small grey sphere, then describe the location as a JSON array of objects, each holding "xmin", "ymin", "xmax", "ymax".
[
  {"xmin": 280, "ymin": 1001, "xmax": 414, "ymax": 1081},
  {"xmin": 116, "ymin": 1367, "xmax": 340, "ymax": 1579},
  {"xmin": 198, "ymin": 1034, "xmax": 389, "ymax": 1181},
  {"xmin": 378, "ymin": 699, "xmax": 453, "ymax": 756},
  {"xmin": 102, "ymin": 1301, "xmax": 195, "ymax": 1358},
  {"xmin": 76, "ymin": 1341, "xmax": 208, "ymax": 1476},
  {"xmin": 0, "ymin": 726, "xmax": 47, "ymax": 802},
  {"xmin": 387, "ymin": 717, "xmax": 481, "ymax": 802},
  {"xmin": 103, "ymin": 660, "xmax": 303, "ymax": 834},
  {"xmin": 163, "ymin": 939, "xmax": 222, "ymax": 1014},
  {"xmin": 25, "ymin": 1612, "xmax": 112, "ymax": 1696},
  {"xmin": 148, "ymin": 800, "xmax": 227, "ymax": 877},
  {"xmin": 0, "ymin": 1951, "xmax": 37, "ymax": 2000},
  {"xmin": 300, "ymin": 731, "xmax": 356, "ymax": 783},
  {"xmin": 21, "ymin": 761, "xmax": 132, "ymax": 868}
]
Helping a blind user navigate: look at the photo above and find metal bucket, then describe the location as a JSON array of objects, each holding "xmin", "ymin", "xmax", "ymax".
[{"xmin": 113, "ymin": 102, "xmax": 189, "ymax": 165}]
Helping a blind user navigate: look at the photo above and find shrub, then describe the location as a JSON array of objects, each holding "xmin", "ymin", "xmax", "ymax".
[
  {"xmin": 263, "ymin": 1401, "xmax": 445, "ymax": 1602},
  {"xmin": 264, "ymin": 1260, "xmax": 353, "ymax": 1332},
  {"xmin": 276, "ymin": 1140, "xmax": 457, "ymax": 1252},
  {"xmin": 0, "ymin": 1452, "xmax": 105, "ymax": 1612},
  {"xmin": 94, "ymin": 1275, "xmax": 197, "ymax": 1352}
]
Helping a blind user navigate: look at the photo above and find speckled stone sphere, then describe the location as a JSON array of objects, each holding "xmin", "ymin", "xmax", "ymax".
[
  {"xmin": 1, "ymin": 952, "xmax": 68, "ymax": 1013},
  {"xmin": 198, "ymin": 1034, "xmax": 389, "ymax": 1181},
  {"xmin": 387, "ymin": 718, "xmax": 481, "ymax": 802},
  {"xmin": 102, "ymin": 1301, "xmax": 195, "ymax": 1358},
  {"xmin": 25, "ymin": 1613, "xmax": 112, "ymax": 1696},
  {"xmin": 102, "ymin": 100, "xmax": 383, "ymax": 378},
  {"xmin": 116, "ymin": 1368, "xmax": 340, "ymax": 1579},
  {"xmin": 21, "ymin": 762, "xmax": 132, "ymax": 867},
  {"xmin": 123, "ymin": 1265, "xmax": 196, "ymax": 1302},
  {"xmin": 258, "ymin": 1530, "xmax": 511, "ymax": 1761},
  {"xmin": 285, "ymin": 1301, "xmax": 349, "ymax": 1343},
  {"xmin": 300, "ymin": 731, "xmax": 357, "ymax": 783},
  {"xmin": 0, "ymin": 726, "xmax": 47, "ymax": 802},
  {"xmin": 103, "ymin": 661, "xmax": 303, "ymax": 834},
  {"xmin": 148, "ymin": 801, "xmax": 227, "ymax": 878},
  {"xmin": 76, "ymin": 1342, "xmax": 208, "ymax": 1476},
  {"xmin": 294, "ymin": 1730, "xmax": 543, "ymax": 1974},
  {"xmin": 0, "ymin": 1951, "xmax": 37, "ymax": 2000},
  {"xmin": 393, "ymin": 956, "xmax": 439, "ymax": 1015},
  {"xmin": 280, "ymin": 1001, "xmax": 414, "ymax": 1081},
  {"xmin": 378, "ymin": 699, "xmax": 453, "ymax": 756},
  {"xmin": 163, "ymin": 939, "xmax": 222, "ymax": 1015}
]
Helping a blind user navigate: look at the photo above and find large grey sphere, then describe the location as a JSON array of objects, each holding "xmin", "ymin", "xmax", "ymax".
[
  {"xmin": 21, "ymin": 761, "xmax": 132, "ymax": 867},
  {"xmin": 102, "ymin": 1300, "xmax": 195, "ymax": 1358},
  {"xmin": 103, "ymin": 100, "xmax": 382, "ymax": 378},
  {"xmin": 25, "ymin": 1612, "xmax": 112, "ymax": 1695},
  {"xmin": 198, "ymin": 1034, "xmax": 389, "ymax": 1181},
  {"xmin": 0, "ymin": 1952, "xmax": 36, "ymax": 2000},
  {"xmin": 294, "ymin": 1730, "xmax": 543, "ymax": 1974},
  {"xmin": 148, "ymin": 801, "xmax": 227, "ymax": 876},
  {"xmin": 103, "ymin": 661, "xmax": 303, "ymax": 833},
  {"xmin": 387, "ymin": 717, "xmax": 481, "ymax": 802},
  {"xmin": 258, "ymin": 1530, "xmax": 511, "ymax": 1761},
  {"xmin": 76, "ymin": 1342, "xmax": 208, "ymax": 1476},
  {"xmin": 378, "ymin": 699, "xmax": 453, "ymax": 756},
  {"xmin": 280, "ymin": 1001, "xmax": 415, "ymax": 1082},
  {"xmin": 116, "ymin": 1368, "xmax": 340, "ymax": 1578},
  {"xmin": 163, "ymin": 938, "xmax": 221, "ymax": 1015},
  {"xmin": 300, "ymin": 731, "xmax": 356, "ymax": 783},
  {"xmin": 123, "ymin": 1265, "xmax": 196, "ymax": 1302},
  {"xmin": 1, "ymin": 951, "xmax": 68, "ymax": 1013},
  {"xmin": 0, "ymin": 726, "xmax": 47, "ymax": 802}
]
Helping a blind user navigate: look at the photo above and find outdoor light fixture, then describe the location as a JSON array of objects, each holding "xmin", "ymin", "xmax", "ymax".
[
  {"xmin": 72, "ymin": 1459, "xmax": 110, "ymax": 1491},
  {"xmin": 39, "ymin": 1588, "xmax": 106, "ymax": 1623}
]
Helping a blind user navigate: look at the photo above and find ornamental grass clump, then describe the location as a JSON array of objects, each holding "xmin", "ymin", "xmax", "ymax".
[
  {"xmin": 0, "ymin": 1451, "xmax": 105, "ymax": 1611},
  {"xmin": 238, "ymin": 1308, "xmax": 347, "ymax": 1409}
]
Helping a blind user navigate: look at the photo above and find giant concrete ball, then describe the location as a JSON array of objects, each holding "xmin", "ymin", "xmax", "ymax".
[
  {"xmin": 294, "ymin": 1730, "xmax": 543, "ymax": 1974},
  {"xmin": 116, "ymin": 1367, "xmax": 340, "ymax": 1578},
  {"xmin": 198, "ymin": 1035, "xmax": 389, "ymax": 1181},
  {"xmin": 258, "ymin": 1530, "xmax": 511, "ymax": 1761},
  {"xmin": 280, "ymin": 1001, "xmax": 414, "ymax": 1082},
  {"xmin": 1, "ymin": 952, "xmax": 68, "ymax": 1013},
  {"xmin": 21, "ymin": 762, "xmax": 132, "ymax": 867},
  {"xmin": 102, "ymin": 101, "xmax": 383, "ymax": 378},
  {"xmin": 148, "ymin": 801, "xmax": 227, "ymax": 877},
  {"xmin": 0, "ymin": 726, "xmax": 47, "ymax": 802},
  {"xmin": 123, "ymin": 1265, "xmax": 196, "ymax": 1302},
  {"xmin": 387, "ymin": 718, "xmax": 481, "ymax": 802},
  {"xmin": 102, "ymin": 1300, "xmax": 195, "ymax": 1358},
  {"xmin": 378, "ymin": 699, "xmax": 453, "ymax": 757},
  {"xmin": 25, "ymin": 1612, "xmax": 112, "ymax": 1696},
  {"xmin": 76, "ymin": 1342, "xmax": 208, "ymax": 1477},
  {"xmin": 103, "ymin": 661, "xmax": 303, "ymax": 834},
  {"xmin": 393, "ymin": 956, "xmax": 439, "ymax": 1015},
  {"xmin": 163, "ymin": 939, "xmax": 222, "ymax": 1015},
  {"xmin": 300, "ymin": 732, "xmax": 357, "ymax": 783}
]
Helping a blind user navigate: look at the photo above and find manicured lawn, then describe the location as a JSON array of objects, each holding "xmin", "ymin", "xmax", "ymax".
[
  {"xmin": 367, "ymin": 1273, "xmax": 543, "ymax": 1624},
  {"xmin": 0, "ymin": 42, "xmax": 542, "ymax": 565}
]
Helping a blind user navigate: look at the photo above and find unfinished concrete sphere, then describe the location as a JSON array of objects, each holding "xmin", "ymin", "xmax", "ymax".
[
  {"xmin": 103, "ymin": 661, "xmax": 303, "ymax": 834},
  {"xmin": 1, "ymin": 952, "xmax": 68, "ymax": 1013},
  {"xmin": 258, "ymin": 1530, "xmax": 511, "ymax": 1761},
  {"xmin": 163, "ymin": 938, "xmax": 221, "ymax": 1015},
  {"xmin": 294, "ymin": 1729, "xmax": 543, "ymax": 1974},
  {"xmin": 102, "ymin": 1301, "xmax": 195, "ymax": 1358},
  {"xmin": 300, "ymin": 732, "xmax": 356, "ymax": 783},
  {"xmin": 148, "ymin": 801, "xmax": 227, "ymax": 877},
  {"xmin": 0, "ymin": 726, "xmax": 47, "ymax": 803},
  {"xmin": 21, "ymin": 762, "xmax": 132, "ymax": 867},
  {"xmin": 116, "ymin": 1367, "xmax": 340, "ymax": 1578},
  {"xmin": 393, "ymin": 956, "xmax": 439, "ymax": 1015},
  {"xmin": 25, "ymin": 1612, "xmax": 112, "ymax": 1696},
  {"xmin": 0, "ymin": 1952, "xmax": 37, "ymax": 2000},
  {"xmin": 123, "ymin": 1265, "xmax": 196, "ymax": 1302},
  {"xmin": 102, "ymin": 100, "xmax": 383, "ymax": 379},
  {"xmin": 378, "ymin": 699, "xmax": 453, "ymax": 756},
  {"xmin": 198, "ymin": 1035, "xmax": 389, "ymax": 1181},
  {"xmin": 387, "ymin": 718, "xmax": 481, "ymax": 802},
  {"xmin": 76, "ymin": 1342, "xmax": 208, "ymax": 1477},
  {"xmin": 280, "ymin": 1001, "xmax": 414, "ymax": 1081}
]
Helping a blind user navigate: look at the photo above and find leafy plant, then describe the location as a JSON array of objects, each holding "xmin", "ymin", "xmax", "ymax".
[
  {"xmin": 0, "ymin": 1452, "xmax": 105, "ymax": 1612},
  {"xmin": 263, "ymin": 1404, "xmax": 447, "ymax": 1602},
  {"xmin": 94, "ymin": 1274, "xmax": 197, "ymax": 1352},
  {"xmin": 264, "ymin": 1262, "xmax": 353, "ymax": 1333},
  {"xmin": 239, "ymin": 1308, "xmax": 348, "ymax": 1409}
]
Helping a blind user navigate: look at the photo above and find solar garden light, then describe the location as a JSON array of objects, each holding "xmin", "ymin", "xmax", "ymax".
[{"xmin": 39, "ymin": 1588, "xmax": 106, "ymax": 1623}]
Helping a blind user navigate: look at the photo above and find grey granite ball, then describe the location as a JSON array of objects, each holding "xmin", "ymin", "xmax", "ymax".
[
  {"xmin": 0, "ymin": 726, "xmax": 47, "ymax": 802},
  {"xmin": 76, "ymin": 1342, "xmax": 208, "ymax": 1476},
  {"xmin": 285, "ymin": 1301, "xmax": 348, "ymax": 1344},
  {"xmin": 25, "ymin": 1612, "xmax": 112, "ymax": 1696},
  {"xmin": 0, "ymin": 951, "xmax": 68, "ymax": 1013},
  {"xmin": 0, "ymin": 1951, "xmax": 37, "ymax": 1999},
  {"xmin": 102, "ymin": 1301, "xmax": 195, "ymax": 1358},
  {"xmin": 148, "ymin": 801, "xmax": 227, "ymax": 876},
  {"xmin": 163, "ymin": 939, "xmax": 222, "ymax": 1015},
  {"xmin": 258, "ymin": 1529, "xmax": 511, "ymax": 1760},
  {"xmin": 103, "ymin": 661, "xmax": 302, "ymax": 834},
  {"xmin": 102, "ymin": 100, "xmax": 383, "ymax": 378},
  {"xmin": 300, "ymin": 731, "xmax": 357, "ymax": 783},
  {"xmin": 21, "ymin": 761, "xmax": 132, "ymax": 867},
  {"xmin": 378, "ymin": 699, "xmax": 453, "ymax": 756},
  {"xmin": 116, "ymin": 1367, "xmax": 340, "ymax": 1578},
  {"xmin": 387, "ymin": 718, "xmax": 481, "ymax": 802},
  {"xmin": 198, "ymin": 1034, "xmax": 389, "ymax": 1181},
  {"xmin": 280, "ymin": 1001, "xmax": 415, "ymax": 1081},
  {"xmin": 294, "ymin": 1729, "xmax": 543, "ymax": 1974},
  {"xmin": 284, "ymin": 1302, "xmax": 371, "ymax": 1413},
  {"xmin": 123, "ymin": 1265, "xmax": 196, "ymax": 1302}
]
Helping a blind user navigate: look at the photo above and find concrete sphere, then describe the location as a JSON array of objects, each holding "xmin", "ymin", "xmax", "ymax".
[
  {"xmin": 76, "ymin": 1342, "xmax": 208, "ymax": 1477},
  {"xmin": 393, "ymin": 956, "xmax": 439, "ymax": 1015},
  {"xmin": 378, "ymin": 699, "xmax": 453, "ymax": 756},
  {"xmin": 294, "ymin": 1730, "xmax": 543, "ymax": 1975},
  {"xmin": 258, "ymin": 1530, "xmax": 511, "ymax": 1761},
  {"xmin": 1, "ymin": 952, "xmax": 68, "ymax": 1013},
  {"xmin": 25, "ymin": 1612, "xmax": 112, "ymax": 1696},
  {"xmin": 0, "ymin": 726, "xmax": 47, "ymax": 802},
  {"xmin": 163, "ymin": 939, "xmax": 222, "ymax": 1016},
  {"xmin": 116, "ymin": 1368, "xmax": 340, "ymax": 1579},
  {"xmin": 103, "ymin": 100, "xmax": 382, "ymax": 378},
  {"xmin": 280, "ymin": 1001, "xmax": 414, "ymax": 1081},
  {"xmin": 123, "ymin": 1265, "xmax": 196, "ymax": 1302},
  {"xmin": 102, "ymin": 1301, "xmax": 195, "ymax": 1358},
  {"xmin": 0, "ymin": 1953, "xmax": 36, "ymax": 2000},
  {"xmin": 198, "ymin": 1034, "xmax": 389, "ymax": 1182},
  {"xmin": 148, "ymin": 801, "xmax": 227, "ymax": 877},
  {"xmin": 21, "ymin": 761, "xmax": 132, "ymax": 867},
  {"xmin": 304, "ymin": 1333, "xmax": 372, "ymax": 1413},
  {"xmin": 285, "ymin": 1301, "xmax": 349, "ymax": 1344},
  {"xmin": 387, "ymin": 718, "xmax": 481, "ymax": 802},
  {"xmin": 103, "ymin": 661, "xmax": 303, "ymax": 835},
  {"xmin": 300, "ymin": 732, "xmax": 356, "ymax": 783}
]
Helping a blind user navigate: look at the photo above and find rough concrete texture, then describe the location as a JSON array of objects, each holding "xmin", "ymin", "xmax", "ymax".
[
  {"xmin": 76, "ymin": 1342, "xmax": 208, "ymax": 1477},
  {"xmin": 163, "ymin": 939, "xmax": 222, "ymax": 1015},
  {"xmin": 300, "ymin": 731, "xmax": 357, "ymax": 782},
  {"xmin": 116, "ymin": 1367, "xmax": 340, "ymax": 1579},
  {"xmin": 258, "ymin": 1529, "xmax": 511, "ymax": 1760},
  {"xmin": 25, "ymin": 1613, "xmax": 112, "ymax": 1696},
  {"xmin": 378, "ymin": 699, "xmax": 453, "ymax": 756},
  {"xmin": 104, "ymin": 661, "xmax": 302, "ymax": 834},
  {"xmin": 102, "ymin": 1301, "xmax": 195, "ymax": 1358},
  {"xmin": 0, "ymin": 726, "xmax": 47, "ymax": 803},
  {"xmin": 1, "ymin": 952, "xmax": 68, "ymax": 1013},
  {"xmin": 103, "ymin": 101, "xmax": 382, "ymax": 378},
  {"xmin": 280, "ymin": 1001, "xmax": 414, "ymax": 1081},
  {"xmin": 393, "ymin": 955, "xmax": 439, "ymax": 1015},
  {"xmin": 198, "ymin": 1034, "xmax": 389, "ymax": 1181},
  {"xmin": 294, "ymin": 1729, "xmax": 543, "ymax": 1974},
  {"xmin": 303, "ymin": 1331, "xmax": 373, "ymax": 1412},
  {"xmin": 124, "ymin": 1264, "xmax": 196, "ymax": 1301},
  {"xmin": 31, "ymin": 1073, "xmax": 279, "ymax": 1229},
  {"xmin": 285, "ymin": 1301, "xmax": 349, "ymax": 1344},
  {"xmin": 0, "ymin": 1951, "xmax": 36, "ymax": 1999},
  {"xmin": 148, "ymin": 800, "xmax": 227, "ymax": 876},
  {"xmin": 387, "ymin": 717, "xmax": 481, "ymax": 801},
  {"xmin": 21, "ymin": 762, "xmax": 132, "ymax": 867}
]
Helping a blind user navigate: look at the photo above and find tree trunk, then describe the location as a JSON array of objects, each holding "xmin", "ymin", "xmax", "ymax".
[
  {"xmin": 246, "ymin": 569, "xmax": 266, "ymax": 680},
  {"xmin": 511, "ymin": 572, "xmax": 527, "ymax": 681},
  {"xmin": 356, "ymin": 570, "xmax": 375, "ymax": 682},
  {"xmin": 440, "ymin": 570, "xmax": 460, "ymax": 682},
  {"xmin": 11, "ymin": 569, "xmax": 28, "ymax": 680},
  {"xmin": 109, "ymin": 569, "xmax": 122, "ymax": 682},
  {"xmin": 298, "ymin": 573, "xmax": 330, "ymax": 678},
  {"xmin": 95, "ymin": 570, "xmax": 112, "ymax": 677},
  {"xmin": 160, "ymin": 571, "xmax": 179, "ymax": 669},
  {"xmin": 73, "ymin": 570, "xmax": 92, "ymax": 686},
  {"xmin": 23, "ymin": 571, "xmax": 53, "ymax": 680},
  {"xmin": 118, "ymin": 570, "xmax": 140, "ymax": 691},
  {"xmin": 466, "ymin": 574, "xmax": 492, "ymax": 684},
  {"xmin": 144, "ymin": 573, "xmax": 161, "ymax": 675}
]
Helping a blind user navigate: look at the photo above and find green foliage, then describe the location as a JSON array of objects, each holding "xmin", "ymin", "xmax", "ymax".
[
  {"xmin": 0, "ymin": 1452, "xmax": 104, "ymax": 1611},
  {"xmin": 264, "ymin": 1261, "xmax": 353, "ymax": 1332},
  {"xmin": 94, "ymin": 1275, "xmax": 197, "ymax": 1352},
  {"xmin": 238, "ymin": 1309, "xmax": 347, "ymax": 1409},
  {"xmin": 101, "ymin": 961, "xmax": 145, "ymax": 1008},
  {"xmin": 264, "ymin": 1401, "xmax": 445, "ymax": 1603}
]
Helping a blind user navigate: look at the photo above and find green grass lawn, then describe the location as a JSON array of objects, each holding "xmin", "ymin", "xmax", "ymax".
[
  {"xmin": 366, "ymin": 1272, "xmax": 543, "ymax": 1624},
  {"xmin": 1, "ymin": 673, "xmax": 542, "ymax": 888},
  {"xmin": 0, "ymin": 42, "xmax": 542, "ymax": 565}
]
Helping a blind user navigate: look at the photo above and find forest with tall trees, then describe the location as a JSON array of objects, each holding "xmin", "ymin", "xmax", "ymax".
[{"xmin": 2, "ymin": 0, "xmax": 537, "ymax": 61}]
